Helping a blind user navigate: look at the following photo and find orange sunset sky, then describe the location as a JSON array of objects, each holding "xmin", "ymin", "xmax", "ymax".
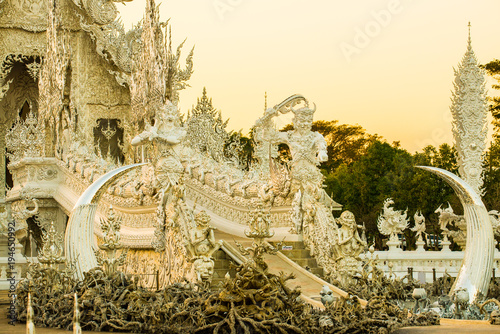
[{"xmin": 117, "ymin": 0, "xmax": 500, "ymax": 153}]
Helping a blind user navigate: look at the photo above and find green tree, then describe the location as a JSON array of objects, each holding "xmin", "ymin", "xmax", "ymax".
[
  {"xmin": 325, "ymin": 141, "xmax": 459, "ymax": 250},
  {"xmin": 482, "ymin": 59, "xmax": 500, "ymax": 136},
  {"xmin": 479, "ymin": 59, "xmax": 500, "ymax": 211}
]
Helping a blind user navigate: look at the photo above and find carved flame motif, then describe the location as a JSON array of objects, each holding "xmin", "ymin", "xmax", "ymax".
[
  {"xmin": 38, "ymin": 221, "xmax": 65, "ymax": 268},
  {"xmin": 450, "ymin": 25, "xmax": 488, "ymax": 195},
  {"xmin": 129, "ymin": 0, "xmax": 193, "ymax": 124},
  {"xmin": 186, "ymin": 88, "xmax": 230, "ymax": 163},
  {"xmin": 38, "ymin": 0, "xmax": 70, "ymax": 151},
  {"xmin": 93, "ymin": 205, "xmax": 128, "ymax": 275},
  {"xmin": 377, "ymin": 198, "xmax": 409, "ymax": 241},
  {"xmin": 5, "ymin": 109, "xmax": 45, "ymax": 164}
]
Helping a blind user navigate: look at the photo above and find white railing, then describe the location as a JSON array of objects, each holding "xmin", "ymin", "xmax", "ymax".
[
  {"xmin": 0, "ymin": 242, "xmax": 30, "ymax": 290},
  {"xmin": 362, "ymin": 248, "xmax": 500, "ymax": 283}
]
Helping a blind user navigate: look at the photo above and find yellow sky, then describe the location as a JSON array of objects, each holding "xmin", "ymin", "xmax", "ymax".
[{"xmin": 117, "ymin": 0, "xmax": 500, "ymax": 153}]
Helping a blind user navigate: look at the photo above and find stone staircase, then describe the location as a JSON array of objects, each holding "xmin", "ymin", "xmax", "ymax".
[
  {"xmin": 272, "ymin": 241, "xmax": 324, "ymax": 278},
  {"xmin": 210, "ymin": 249, "xmax": 238, "ymax": 289}
]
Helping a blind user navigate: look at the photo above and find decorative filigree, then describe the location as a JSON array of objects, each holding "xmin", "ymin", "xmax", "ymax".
[
  {"xmin": 100, "ymin": 119, "xmax": 117, "ymax": 141},
  {"xmin": 129, "ymin": 0, "xmax": 193, "ymax": 123},
  {"xmin": 235, "ymin": 204, "xmax": 279, "ymax": 273},
  {"xmin": 186, "ymin": 87, "xmax": 229, "ymax": 162},
  {"xmin": 93, "ymin": 206, "xmax": 128, "ymax": 275},
  {"xmin": 71, "ymin": 0, "xmax": 126, "ymax": 26},
  {"xmin": 185, "ymin": 210, "xmax": 223, "ymax": 285},
  {"xmin": 0, "ymin": 209, "xmax": 8, "ymax": 237},
  {"xmin": 38, "ymin": 221, "xmax": 65, "ymax": 268},
  {"xmin": 450, "ymin": 24, "xmax": 488, "ymax": 195},
  {"xmin": 435, "ymin": 203, "xmax": 466, "ymax": 249},
  {"xmin": 38, "ymin": 0, "xmax": 70, "ymax": 156},
  {"xmin": 0, "ymin": 54, "xmax": 42, "ymax": 101},
  {"xmin": 5, "ymin": 109, "xmax": 45, "ymax": 164},
  {"xmin": 78, "ymin": 15, "xmax": 140, "ymax": 78},
  {"xmin": 377, "ymin": 198, "xmax": 409, "ymax": 243}
]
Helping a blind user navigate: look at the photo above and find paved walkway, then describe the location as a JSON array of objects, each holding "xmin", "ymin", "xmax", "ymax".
[
  {"xmin": 2, "ymin": 305, "xmax": 500, "ymax": 333},
  {"xmin": 394, "ymin": 318, "xmax": 500, "ymax": 333}
]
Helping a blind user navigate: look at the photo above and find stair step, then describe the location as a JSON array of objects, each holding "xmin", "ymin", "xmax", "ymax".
[
  {"xmin": 310, "ymin": 267, "xmax": 324, "ymax": 277},
  {"xmin": 214, "ymin": 259, "xmax": 233, "ymax": 270},
  {"xmin": 213, "ymin": 249, "xmax": 230, "ymax": 260},
  {"xmin": 279, "ymin": 249, "xmax": 311, "ymax": 258},
  {"xmin": 210, "ymin": 249, "xmax": 238, "ymax": 290},
  {"xmin": 270, "ymin": 240, "xmax": 326, "ymax": 279},
  {"xmin": 290, "ymin": 258, "xmax": 319, "ymax": 267}
]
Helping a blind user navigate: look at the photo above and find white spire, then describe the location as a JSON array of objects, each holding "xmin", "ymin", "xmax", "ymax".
[{"xmin": 450, "ymin": 23, "xmax": 488, "ymax": 195}]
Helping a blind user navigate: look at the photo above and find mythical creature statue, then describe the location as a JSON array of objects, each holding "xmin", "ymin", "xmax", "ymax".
[
  {"xmin": 185, "ymin": 210, "xmax": 223, "ymax": 285},
  {"xmin": 435, "ymin": 203, "xmax": 466, "ymax": 249},
  {"xmin": 411, "ymin": 210, "xmax": 427, "ymax": 242},
  {"xmin": 236, "ymin": 204, "xmax": 280, "ymax": 273},
  {"xmin": 254, "ymin": 95, "xmax": 330, "ymax": 228},
  {"xmin": 38, "ymin": 221, "xmax": 65, "ymax": 269},
  {"xmin": 93, "ymin": 206, "xmax": 128, "ymax": 276},
  {"xmin": 254, "ymin": 95, "xmax": 327, "ymax": 190},
  {"xmin": 332, "ymin": 210, "xmax": 367, "ymax": 285},
  {"xmin": 377, "ymin": 198, "xmax": 409, "ymax": 244},
  {"xmin": 488, "ymin": 210, "xmax": 500, "ymax": 236},
  {"xmin": 10, "ymin": 187, "xmax": 40, "ymax": 248},
  {"xmin": 131, "ymin": 101, "xmax": 187, "ymax": 199},
  {"xmin": 252, "ymin": 95, "xmax": 340, "ymax": 276}
]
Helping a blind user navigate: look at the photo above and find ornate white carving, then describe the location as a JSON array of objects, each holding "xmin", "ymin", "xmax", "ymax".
[
  {"xmin": 93, "ymin": 205, "xmax": 128, "ymax": 275},
  {"xmin": 410, "ymin": 210, "xmax": 426, "ymax": 242},
  {"xmin": 5, "ymin": 109, "xmax": 45, "ymax": 164},
  {"xmin": 38, "ymin": 0, "xmax": 70, "ymax": 157},
  {"xmin": 331, "ymin": 210, "xmax": 367, "ymax": 285},
  {"xmin": 129, "ymin": 0, "xmax": 193, "ymax": 122},
  {"xmin": 377, "ymin": 198, "xmax": 409, "ymax": 248},
  {"xmin": 419, "ymin": 166, "xmax": 495, "ymax": 304},
  {"xmin": 72, "ymin": 0, "xmax": 121, "ymax": 26},
  {"xmin": 186, "ymin": 88, "xmax": 230, "ymax": 163},
  {"xmin": 450, "ymin": 24, "xmax": 488, "ymax": 195},
  {"xmin": 0, "ymin": 0, "xmax": 48, "ymax": 32},
  {"xmin": 436, "ymin": 203, "xmax": 466, "ymax": 250},
  {"xmin": 185, "ymin": 210, "xmax": 222, "ymax": 285},
  {"xmin": 37, "ymin": 221, "xmax": 65, "ymax": 268}
]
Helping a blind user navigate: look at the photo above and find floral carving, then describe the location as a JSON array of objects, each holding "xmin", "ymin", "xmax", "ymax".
[{"xmin": 450, "ymin": 25, "xmax": 488, "ymax": 195}]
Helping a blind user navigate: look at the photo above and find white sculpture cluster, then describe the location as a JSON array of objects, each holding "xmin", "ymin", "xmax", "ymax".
[
  {"xmin": 2, "ymin": 0, "xmax": 497, "ymax": 305},
  {"xmin": 450, "ymin": 24, "xmax": 488, "ymax": 196},
  {"xmin": 377, "ymin": 198, "xmax": 409, "ymax": 250}
]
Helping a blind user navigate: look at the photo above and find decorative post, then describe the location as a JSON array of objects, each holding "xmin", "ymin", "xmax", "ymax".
[
  {"xmin": 450, "ymin": 23, "xmax": 488, "ymax": 196},
  {"xmin": 26, "ymin": 286, "xmax": 35, "ymax": 334},
  {"xmin": 73, "ymin": 293, "xmax": 82, "ymax": 334}
]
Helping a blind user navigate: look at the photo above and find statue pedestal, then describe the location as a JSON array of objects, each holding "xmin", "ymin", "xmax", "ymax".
[
  {"xmin": 415, "ymin": 240, "xmax": 426, "ymax": 252},
  {"xmin": 387, "ymin": 240, "xmax": 402, "ymax": 252},
  {"xmin": 441, "ymin": 240, "xmax": 451, "ymax": 252},
  {"xmin": 441, "ymin": 234, "xmax": 451, "ymax": 252}
]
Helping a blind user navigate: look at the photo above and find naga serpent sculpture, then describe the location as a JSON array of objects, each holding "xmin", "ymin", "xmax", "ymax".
[
  {"xmin": 65, "ymin": 163, "xmax": 146, "ymax": 280},
  {"xmin": 417, "ymin": 166, "xmax": 494, "ymax": 303}
]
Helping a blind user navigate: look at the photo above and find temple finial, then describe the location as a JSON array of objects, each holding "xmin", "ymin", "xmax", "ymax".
[
  {"xmin": 264, "ymin": 91, "xmax": 267, "ymax": 111},
  {"xmin": 467, "ymin": 22, "xmax": 472, "ymax": 49}
]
